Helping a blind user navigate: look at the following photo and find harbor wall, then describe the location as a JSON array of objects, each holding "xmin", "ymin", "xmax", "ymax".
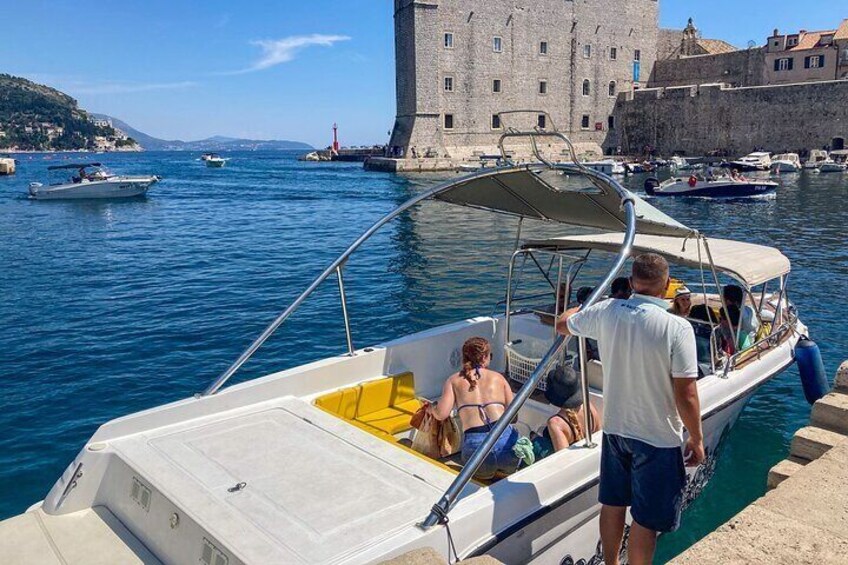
[
  {"xmin": 649, "ymin": 48, "xmax": 766, "ymax": 88},
  {"xmin": 615, "ymin": 80, "xmax": 848, "ymax": 155}
]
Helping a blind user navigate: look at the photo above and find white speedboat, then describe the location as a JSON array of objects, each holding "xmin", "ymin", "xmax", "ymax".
[
  {"xmin": 644, "ymin": 174, "xmax": 778, "ymax": 198},
  {"xmin": 770, "ymin": 153, "xmax": 801, "ymax": 173},
  {"xmin": 205, "ymin": 154, "xmax": 227, "ymax": 168},
  {"xmin": 28, "ymin": 163, "xmax": 159, "ymax": 200},
  {"xmin": 0, "ymin": 130, "xmax": 811, "ymax": 564},
  {"xmin": 727, "ymin": 151, "xmax": 771, "ymax": 172},
  {"xmin": 670, "ymin": 156, "xmax": 699, "ymax": 171},
  {"xmin": 803, "ymin": 149, "xmax": 829, "ymax": 170}
]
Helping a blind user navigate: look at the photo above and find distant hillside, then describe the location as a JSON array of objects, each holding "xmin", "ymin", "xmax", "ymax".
[
  {"xmin": 93, "ymin": 114, "xmax": 313, "ymax": 152},
  {"xmin": 0, "ymin": 74, "xmax": 138, "ymax": 151}
]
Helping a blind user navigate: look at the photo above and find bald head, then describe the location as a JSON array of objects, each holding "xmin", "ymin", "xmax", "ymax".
[{"xmin": 630, "ymin": 253, "xmax": 669, "ymax": 297}]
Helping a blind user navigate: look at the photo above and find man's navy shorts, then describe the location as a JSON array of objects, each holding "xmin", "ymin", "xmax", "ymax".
[{"xmin": 599, "ymin": 433, "xmax": 687, "ymax": 532}]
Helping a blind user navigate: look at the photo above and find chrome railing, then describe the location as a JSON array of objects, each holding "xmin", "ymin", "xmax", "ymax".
[{"xmin": 420, "ymin": 195, "xmax": 637, "ymax": 529}]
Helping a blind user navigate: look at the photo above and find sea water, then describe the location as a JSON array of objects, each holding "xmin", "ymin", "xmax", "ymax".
[{"xmin": 0, "ymin": 151, "xmax": 845, "ymax": 561}]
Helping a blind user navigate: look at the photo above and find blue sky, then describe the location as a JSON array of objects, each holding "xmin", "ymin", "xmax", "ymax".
[{"xmin": 0, "ymin": 1, "xmax": 841, "ymax": 147}]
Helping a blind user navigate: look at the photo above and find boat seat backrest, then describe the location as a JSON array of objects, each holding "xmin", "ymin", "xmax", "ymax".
[
  {"xmin": 314, "ymin": 372, "xmax": 421, "ymax": 437},
  {"xmin": 586, "ymin": 359, "xmax": 604, "ymax": 391}
]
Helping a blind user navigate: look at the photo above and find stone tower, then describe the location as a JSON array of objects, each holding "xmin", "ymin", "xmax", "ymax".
[{"xmin": 388, "ymin": 0, "xmax": 660, "ymax": 159}]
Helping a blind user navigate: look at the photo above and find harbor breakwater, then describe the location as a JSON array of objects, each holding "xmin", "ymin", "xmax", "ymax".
[{"xmin": 614, "ymin": 80, "xmax": 848, "ymax": 156}]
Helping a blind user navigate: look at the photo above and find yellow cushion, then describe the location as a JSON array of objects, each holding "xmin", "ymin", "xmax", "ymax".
[
  {"xmin": 357, "ymin": 399, "xmax": 423, "ymax": 435},
  {"xmin": 314, "ymin": 372, "xmax": 417, "ymax": 424}
]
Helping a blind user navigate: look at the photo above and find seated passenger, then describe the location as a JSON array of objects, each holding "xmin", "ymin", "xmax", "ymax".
[
  {"xmin": 688, "ymin": 304, "xmax": 717, "ymax": 376},
  {"xmin": 668, "ymin": 286, "xmax": 692, "ymax": 317},
  {"xmin": 544, "ymin": 366, "xmax": 601, "ymax": 452},
  {"xmin": 609, "ymin": 276, "xmax": 632, "ymax": 300},
  {"xmin": 428, "ymin": 337, "xmax": 518, "ymax": 479},
  {"xmin": 723, "ymin": 284, "xmax": 759, "ymax": 345},
  {"xmin": 719, "ymin": 305, "xmax": 753, "ymax": 355},
  {"xmin": 575, "ymin": 286, "xmax": 594, "ymax": 307}
]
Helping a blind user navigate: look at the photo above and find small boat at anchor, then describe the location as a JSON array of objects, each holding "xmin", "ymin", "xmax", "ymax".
[
  {"xmin": 770, "ymin": 153, "xmax": 801, "ymax": 173},
  {"xmin": 28, "ymin": 163, "xmax": 159, "ymax": 200},
  {"xmin": 724, "ymin": 151, "xmax": 772, "ymax": 172},
  {"xmin": 0, "ymin": 121, "xmax": 814, "ymax": 564},
  {"xmin": 644, "ymin": 173, "xmax": 778, "ymax": 198},
  {"xmin": 803, "ymin": 149, "xmax": 829, "ymax": 170}
]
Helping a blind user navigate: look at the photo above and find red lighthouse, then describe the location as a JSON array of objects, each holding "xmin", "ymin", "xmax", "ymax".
[{"xmin": 332, "ymin": 123, "xmax": 340, "ymax": 154}]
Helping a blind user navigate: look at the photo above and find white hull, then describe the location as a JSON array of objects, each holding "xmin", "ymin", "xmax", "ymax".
[
  {"xmin": 29, "ymin": 177, "xmax": 157, "ymax": 200},
  {"xmin": 818, "ymin": 163, "xmax": 846, "ymax": 173},
  {"xmin": 772, "ymin": 161, "xmax": 800, "ymax": 173}
]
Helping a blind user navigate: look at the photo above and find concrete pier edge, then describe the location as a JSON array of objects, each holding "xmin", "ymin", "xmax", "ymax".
[{"xmin": 672, "ymin": 360, "xmax": 848, "ymax": 563}]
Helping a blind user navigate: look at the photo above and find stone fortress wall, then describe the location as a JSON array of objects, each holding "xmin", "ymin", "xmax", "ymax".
[
  {"xmin": 389, "ymin": 0, "xmax": 660, "ymax": 160},
  {"xmin": 615, "ymin": 80, "xmax": 848, "ymax": 156},
  {"xmin": 649, "ymin": 48, "xmax": 767, "ymax": 88}
]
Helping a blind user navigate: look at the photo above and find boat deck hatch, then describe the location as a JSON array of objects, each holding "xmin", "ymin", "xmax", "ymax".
[{"xmin": 113, "ymin": 398, "xmax": 463, "ymax": 563}]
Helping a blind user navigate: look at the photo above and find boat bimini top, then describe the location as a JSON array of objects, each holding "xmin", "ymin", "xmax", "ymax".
[{"xmin": 525, "ymin": 233, "xmax": 790, "ymax": 287}]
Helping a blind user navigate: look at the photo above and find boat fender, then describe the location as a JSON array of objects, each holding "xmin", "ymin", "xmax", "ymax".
[
  {"xmin": 644, "ymin": 177, "xmax": 659, "ymax": 195},
  {"xmin": 795, "ymin": 337, "xmax": 828, "ymax": 405}
]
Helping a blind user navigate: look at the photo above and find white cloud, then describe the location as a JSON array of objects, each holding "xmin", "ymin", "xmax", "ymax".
[
  {"xmin": 230, "ymin": 34, "xmax": 351, "ymax": 74},
  {"xmin": 69, "ymin": 81, "xmax": 198, "ymax": 95}
]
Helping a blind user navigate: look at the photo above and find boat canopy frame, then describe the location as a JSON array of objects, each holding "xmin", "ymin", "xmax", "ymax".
[{"xmin": 196, "ymin": 120, "xmax": 721, "ymax": 531}]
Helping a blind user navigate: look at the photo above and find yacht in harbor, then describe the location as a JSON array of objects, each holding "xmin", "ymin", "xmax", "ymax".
[
  {"xmin": 726, "ymin": 151, "xmax": 772, "ymax": 171},
  {"xmin": 770, "ymin": 153, "xmax": 801, "ymax": 173},
  {"xmin": 803, "ymin": 149, "xmax": 829, "ymax": 170},
  {"xmin": 0, "ymin": 123, "xmax": 812, "ymax": 564},
  {"xmin": 28, "ymin": 163, "xmax": 159, "ymax": 200}
]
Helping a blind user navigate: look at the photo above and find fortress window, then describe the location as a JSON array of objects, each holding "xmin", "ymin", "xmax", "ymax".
[
  {"xmin": 444, "ymin": 76, "xmax": 454, "ymax": 92},
  {"xmin": 634, "ymin": 49, "xmax": 641, "ymax": 61},
  {"xmin": 608, "ymin": 115, "xmax": 615, "ymax": 130},
  {"xmin": 491, "ymin": 114, "xmax": 502, "ymax": 129},
  {"xmin": 582, "ymin": 79, "xmax": 591, "ymax": 96},
  {"xmin": 492, "ymin": 79, "xmax": 502, "ymax": 93},
  {"xmin": 610, "ymin": 47, "xmax": 618, "ymax": 60},
  {"xmin": 540, "ymin": 41, "xmax": 548, "ymax": 55},
  {"xmin": 539, "ymin": 80, "xmax": 548, "ymax": 94},
  {"xmin": 608, "ymin": 81, "xmax": 616, "ymax": 96},
  {"xmin": 583, "ymin": 44, "xmax": 592, "ymax": 58},
  {"xmin": 581, "ymin": 115, "xmax": 590, "ymax": 129},
  {"xmin": 444, "ymin": 33, "xmax": 454, "ymax": 49},
  {"xmin": 776, "ymin": 57, "xmax": 793, "ymax": 71},
  {"xmin": 444, "ymin": 114, "xmax": 454, "ymax": 129},
  {"xmin": 537, "ymin": 114, "xmax": 547, "ymax": 129},
  {"xmin": 493, "ymin": 37, "xmax": 503, "ymax": 53}
]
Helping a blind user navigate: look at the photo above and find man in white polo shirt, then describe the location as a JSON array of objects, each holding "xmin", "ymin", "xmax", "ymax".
[{"xmin": 556, "ymin": 253, "xmax": 704, "ymax": 565}]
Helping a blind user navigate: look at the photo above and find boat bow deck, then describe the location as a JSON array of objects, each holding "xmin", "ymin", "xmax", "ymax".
[{"xmin": 107, "ymin": 396, "xmax": 468, "ymax": 563}]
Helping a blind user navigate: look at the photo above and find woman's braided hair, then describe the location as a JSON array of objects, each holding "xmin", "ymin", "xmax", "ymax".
[{"xmin": 460, "ymin": 337, "xmax": 491, "ymax": 391}]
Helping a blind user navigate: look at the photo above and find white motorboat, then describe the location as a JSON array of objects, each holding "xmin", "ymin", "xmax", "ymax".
[
  {"xmin": 670, "ymin": 155, "xmax": 699, "ymax": 171},
  {"xmin": 581, "ymin": 158, "xmax": 625, "ymax": 175},
  {"xmin": 205, "ymin": 154, "xmax": 228, "ymax": 168},
  {"xmin": 817, "ymin": 159, "xmax": 847, "ymax": 173},
  {"xmin": 803, "ymin": 149, "xmax": 829, "ymax": 169},
  {"xmin": 645, "ymin": 173, "xmax": 778, "ymax": 198},
  {"xmin": 0, "ymin": 130, "xmax": 811, "ymax": 564},
  {"xmin": 770, "ymin": 153, "xmax": 801, "ymax": 173},
  {"xmin": 28, "ymin": 163, "xmax": 159, "ymax": 200},
  {"xmin": 727, "ymin": 151, "xmax": 771, "ymax": 172}
]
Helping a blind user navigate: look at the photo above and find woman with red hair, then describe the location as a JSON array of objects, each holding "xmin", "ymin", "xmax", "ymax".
[{"xmin": 428, "ymin": 337, "xmax": 518, "ymax": 479}]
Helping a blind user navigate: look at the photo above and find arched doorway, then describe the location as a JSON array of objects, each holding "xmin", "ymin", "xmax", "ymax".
[{"xmin": 833, "ymin": 137, "xmax": 845, "ymax": 151}]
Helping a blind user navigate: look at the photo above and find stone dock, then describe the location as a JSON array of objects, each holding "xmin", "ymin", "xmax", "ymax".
[{"xmin": 673, "ymin": 360, "xmax": 848, "ymax": 563}]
